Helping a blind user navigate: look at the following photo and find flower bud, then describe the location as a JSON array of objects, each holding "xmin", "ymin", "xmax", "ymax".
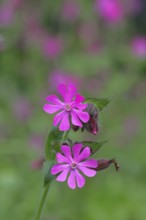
[
  {"xmin": 84, "ymin": 104, "xmax": 99, "ymax": 135},
  {"xmin": 96, "ymin": 158, "xmax": 120, "ymax": 172},
  {"xmin": 72, "ymin": 104, "xmax": 99, "ymax": 135}
]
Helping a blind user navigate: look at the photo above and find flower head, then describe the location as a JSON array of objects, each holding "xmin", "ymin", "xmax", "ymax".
[
  {"xmin": 43, "ymin": 83, "xmax": 89, "ymax": 131},
  {"xmin": 43, "ymin": 36, "xmax": 63, "ymax": 59},
  {"xmin": 84, "ymin": 104, "xmax": 99, "ymax": 135},
  {"xmin": 61, "ymin": 0, "xmax": 80, "ymax": 22},
  {"xmin": 51, "ymin": 144, "xmax": 98, "ymax": 189},
  {"xmin": 96, "ymin": 0, "xmax": 123, "ymax": 23},
  {"xmin": 131, "ymin": 36, "xmax": 146, "ymax": 58}
]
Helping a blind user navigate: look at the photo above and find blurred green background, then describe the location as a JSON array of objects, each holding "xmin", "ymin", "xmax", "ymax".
[{"xmin": 0, "ymin": 0, "xmax": 146, "ymax": 220}]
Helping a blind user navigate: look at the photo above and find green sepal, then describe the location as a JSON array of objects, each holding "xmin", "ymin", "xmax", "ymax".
[
  {"xmin": 85, "ymin": 98, "xmax": 111, "ymax": 111},
  {"xmin": 45, "ymin": 127, "xmax": 64, "ymax": 160},
  {"xmin": 43, "ymin": 160, "xmax": 55, "ymax": 187},
  {"xmin": 82, "ymin": 140, "xmax": 108, "ymax": 155}
]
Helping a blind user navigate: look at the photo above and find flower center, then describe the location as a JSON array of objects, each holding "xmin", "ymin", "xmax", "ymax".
[
  {"xmin": 71, "ymin": 162, "xmax": 77, "ymax": 169},
  {"xmin": 65, "ymin": 104, "xmax": 72, "ymax": 111}
]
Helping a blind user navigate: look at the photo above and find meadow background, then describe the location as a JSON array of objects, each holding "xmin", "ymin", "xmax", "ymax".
[{"xmin": 0, "ymin": 0, "xmax": 146, "ymax": 220}]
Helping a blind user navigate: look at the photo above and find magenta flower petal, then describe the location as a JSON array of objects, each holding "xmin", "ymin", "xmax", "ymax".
[
  {"xmin": 58, "ymin": 84, "xmax": 67, "ymax": 100},
  {"xmin": 73, "ymin": 109, "xmax": 90, "ymax": 123},
  {"xmin": 61, "ymin": 145, "xmax": 72, "ymax": 161},
  {"xmin": 66, "ymin": 83, "xmax": 77, "ymax": 102},
  {"xmin": 75, "ymin": 94, "xmax": 85, "ymax": 103},
  {"xmin": 78, "ymin": 147, "xmax": 91, "ymax": 162},
  {"xmin": 75, "ymin": 169, "xmax": 85, "ymax": 188},
  {"xmin": 68, "ymin": 170, "xmax": 76, "ymax": 189},
  {"xmin": 44, "ymin": 83, "xmax": 90, "ymax": 131},
  {"xmin": 71, "ymin": 111, "xmax": 82, "ymax": 127},
  {"xmin": 51, "ymin": 143, "xmax": 98, "ymax": 189},
  {"xmin": 78, "ymin": 166, "xmax": 97, "ymax": 177},
  {"xmin": 76, "ymin": 103, "xmax": 88, "ymax": 110},
  {"xmin": 79, "ymin": 159, "xmax": 98, "ymax": 168},
  {"xmin": 59, "ymin": 112, "xmax": 70, "ymax": 131},
  {"xmin": 43, "ymin": 104, "xmax": 63, "ymax": 114},
  {"xmin": 53, "ymin": 110, "xmax": 65, "ymax": 126},
  {"xmin": 72, "ymin": 143, "xmax": 82, "ymax": 161},
  {"xmin": 51, "ymin": 164, "xmax": 69, "ymax": 175},
  {"xmin": 56, "ymin": 152, "xmax": 70, "ymax": 163},
  {"xmin": 56, "ymin": 167, "xmax": 70, "ymax": 182},
  {"xmin": 46, "ymin": 95, "xmax": 64, "ymax": 105}
]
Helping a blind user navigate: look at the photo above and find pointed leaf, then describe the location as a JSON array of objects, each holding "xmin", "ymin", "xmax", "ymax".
[
  {"xmin": 43, "ymin": 161, "xmax": 55, "ymax": 187},
  {"xmin": 45, "ymin": 127, "xmax": 64, "ymax": 160},
  {"xmin": 82, "ymin": 140, "xmax": 108, "ymax": 155},
  {"xmin": 85, "ymin": 98, "xmax": 111, "ymax": 111}
]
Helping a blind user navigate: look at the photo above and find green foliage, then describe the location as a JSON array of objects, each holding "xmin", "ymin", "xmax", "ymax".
[
  {"xmin": 82, "ymin": 141, "xmax": 108, "ymax": 155},
  {"xmin": 45, "ymin": 127, "xmax": 64, "ymax": 160},
  {"xmin": 43, "ymin": 161, "xmax": 55, "ymax": 187},
  {"xmin": 85, "ymin": 98, "xmax": 111, "ymax": 111},
  {"xmin": 44, "ymin": 127, "xmax": 66, "ymax": 186}
]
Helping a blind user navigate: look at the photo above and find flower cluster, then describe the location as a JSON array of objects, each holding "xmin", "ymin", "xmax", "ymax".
[{"xmin": 43, "ymin": 83, "xmax": 118, "ymax": 189}]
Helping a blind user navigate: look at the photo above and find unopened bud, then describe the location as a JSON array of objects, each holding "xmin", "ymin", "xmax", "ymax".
[
  {"xmin": 72, "ymin": 104, "xmax": 99, "ymax": 135},
  {"xmin": 97, "ymin": 158, "xmax": 120, "ymax": 172},
  {"xmin": 84, "ymin": 104, "xmax": 99, "ymax": 135}
]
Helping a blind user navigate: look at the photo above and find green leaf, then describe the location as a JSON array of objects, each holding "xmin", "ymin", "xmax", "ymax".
[
  {"xmin": 82, "ymin": 140, "xmax": 108, "ymax": 155},
  {"xmin": 45, "ymin": 127, "xmax": 64, "ymax": 160},
  {"xmin": 43, "ymin": 161, "xmax": 55, "ymax": 187},
  {"xmin": 85, "ymin": 98, "xmax": 111, "ymax": 111}
]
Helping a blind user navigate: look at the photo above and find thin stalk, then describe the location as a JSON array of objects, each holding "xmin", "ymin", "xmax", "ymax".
[
  {"xmin": 34, "ymin": 130, "xmax": 70, "ymax": 220},
  {"xmin": 34, "ymin": 183, "xmax": 50, "ymax": 220}
]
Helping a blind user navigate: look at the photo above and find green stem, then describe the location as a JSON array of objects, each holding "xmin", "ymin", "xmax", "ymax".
[
  {"xmin": 34, "ymin": 183, "xmax": 50, "ymax": 220},
  {"xmin": 34, "ymin": 129, "xmax": 70, "ymax": 220},
  {"xmin": 61, "ymin": 130, "xmax": 70, "ymax": 143}
]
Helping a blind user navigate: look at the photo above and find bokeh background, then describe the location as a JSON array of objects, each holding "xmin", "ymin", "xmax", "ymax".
[{"xmin": 0, "ymin": 0, "xmax": 146, "ymax": 220}]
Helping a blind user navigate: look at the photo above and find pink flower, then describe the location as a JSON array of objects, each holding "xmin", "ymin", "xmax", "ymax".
[
  {"xmin": 43, "ymin": 36, "xmax": 63, "ymax": 59},
  {"xmin": 12, "ymin": 98, "xmax": 33, "ymax": 122},
  {"xmin": 43, "ymin": 83, "xmax": 89, "ymax": 131},
  {"xmin": 51, "ymin": 144, "xmax": 98, "ymax": 189},
  {"xmin": 0, "ymin": 2, "xmax": 14, "ymax": 26},
  {"xmin": 61, "ymin": 0, "xmax": 80, "ymax": 22},
  {"xmin": 95, "ymin": 0, "xmax": 123, "ymax": 23},
  {"xmin": 131, "ymin": 37, "xmax": 146, "ymax": 58},
  {"xmin": 49, "ymin": 70, "xmax": 81, "ymax": 90}
]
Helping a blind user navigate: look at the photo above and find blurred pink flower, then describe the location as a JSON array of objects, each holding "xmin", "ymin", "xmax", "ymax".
[
  {"xmin": 12, "ymin": 98, "xmax": 33, "ymax": 122},
  {"xmin": 78, "ymin": 22, "xmax": 102, "ymax": 55},
  {"xmin": 31, "ymin": 158, "xmax": 44, "ymax": 170},
  {"xmin": 86, "ymin": 41, "xmax": 102, "ymax": 55},
  {"xmin": 0, "ymin": 2, "xmax": 14, "ymax": 26},
  {"xmin": 29, "ymin": 134, "xmax": 44, "ymax": 151},
  {"xmin": 43, "ymin": 36, "xmax": 64, "ymax": 59},
  {"xmin": 51, "ymin": 144, "xmax": 98, "ymax": 189},
  {"xmin": 95, "ymin": 0, "xmax": 123, "ymax": 23},
  {"xmin": 78, "ymin": 23, "xmax": 97, "ymax": 44},
  {"xmin": 0, "ymin": 0, "xmax": 23, "ymax": 26},
  {"xmin": 43, "ymin": 83, "xmax": 89, "ymax": 131},
  {"xmin": 49, "ymin": 70, "xmax": 81, "ymax": 90},
  {"xmin": 131, "ymin": 36, "xmax": 146, "ymax": 58},
  {"xmin": 61, "ymin": 0, "xmax": 80, "ymax": 22}
]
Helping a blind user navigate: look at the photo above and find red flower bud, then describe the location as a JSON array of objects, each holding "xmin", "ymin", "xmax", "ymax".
[
  {"xmin": 96, "ymin": 158, "xmax": 120, "ymax": 172},
  {"xmin": 84, "ymin": 104, "xmax": 99, "ymax": 135},
  {"xmin": 72, "ymin": 104, "xmax": 99, "ymax": 135}
]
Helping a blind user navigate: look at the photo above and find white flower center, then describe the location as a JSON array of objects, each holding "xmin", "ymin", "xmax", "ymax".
[
  {"xmin": 71, "ymin": 162, "xmax": 77, "ymax": 169},
  {"xmin": 65, "ymin": 104, "xmax": 72, "ymax": 111}
]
